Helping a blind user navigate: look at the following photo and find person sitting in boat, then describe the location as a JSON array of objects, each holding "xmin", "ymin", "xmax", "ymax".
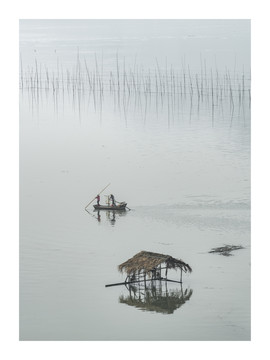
[
  {"xmin": 96, "ymin": 194, "xmax": 100, "ymax": 206},
  {"xmin": 110, "ymin": 194, "xmax": 116, "ymax": 206}
]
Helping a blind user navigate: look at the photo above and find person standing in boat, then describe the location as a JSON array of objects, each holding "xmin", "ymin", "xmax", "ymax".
[
  {"xmin": 96, "ymin": 194, "xmax": 100, "ymax": 206},
  {"xmin": 110, "ymin": 194, "xmax": 116, "ymax": 206}
]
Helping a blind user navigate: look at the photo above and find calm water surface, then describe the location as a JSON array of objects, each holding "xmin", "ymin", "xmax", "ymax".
[{"xmin": 19, "ymin": 20, "xmax": 250, "ymax": 340}]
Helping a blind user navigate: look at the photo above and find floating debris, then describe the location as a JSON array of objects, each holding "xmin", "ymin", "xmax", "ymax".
[{"xmin": 209, "ymin": 245, "xmax": 244, "ymax": 256}]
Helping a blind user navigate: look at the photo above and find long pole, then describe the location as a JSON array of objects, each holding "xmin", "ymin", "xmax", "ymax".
[
  {"xmin": 105, "ymin": 277, "xmax": 182, "ymax": 288},
  {"xmin": 85, "ymin": 183, "xmax": 111, "ymax": 210},
  {"xmin": 106, "ymin": 279, "xmax": 147, "ymax": 288}
]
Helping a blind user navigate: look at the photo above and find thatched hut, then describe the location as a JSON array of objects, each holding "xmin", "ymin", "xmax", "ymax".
[{"xmin": 118, "ymin": 251, "xmax": 192, "ymax": 283}]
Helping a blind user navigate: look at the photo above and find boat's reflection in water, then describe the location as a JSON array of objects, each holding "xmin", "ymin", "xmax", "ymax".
[
  {"xmin": 119, "ymin": 281, "xmax": 193, "ymax": 314},
  {"xmin": 92, "ymin": 209, "xmax": 128, "ymax": 225}
]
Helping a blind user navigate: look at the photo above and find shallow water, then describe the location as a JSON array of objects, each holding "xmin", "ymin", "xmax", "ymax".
[{"xmin": 19, "ymin": 19, "xmax": 250, "ymax": 341}]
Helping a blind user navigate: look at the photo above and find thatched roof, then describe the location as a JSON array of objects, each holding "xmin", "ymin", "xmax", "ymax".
[{"xmin": 118, "ymin": 251, "xmax": 192, "ymax": 275}]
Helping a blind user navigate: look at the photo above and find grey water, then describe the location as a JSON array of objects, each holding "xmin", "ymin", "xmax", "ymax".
[{"xmin": 19, "ymin": 19, "xmax": 250, "ymax": 341}]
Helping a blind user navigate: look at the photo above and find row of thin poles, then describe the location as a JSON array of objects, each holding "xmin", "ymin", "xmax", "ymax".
[
  {"xmin": 20, "ymin": 55, "xmax": 250, "ymax": 127},
  {"xmin": 21, "ymin": 79, "xmax": 249, "ymax": 128},
  {"xmin": 20, "ymin": 54, "xmax": 251, "ymax": 106}
]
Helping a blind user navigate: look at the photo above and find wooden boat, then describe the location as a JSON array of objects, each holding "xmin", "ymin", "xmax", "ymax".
[{"xmin": 93, "ymin": 202, "xmax": 127, "ymax": 211}]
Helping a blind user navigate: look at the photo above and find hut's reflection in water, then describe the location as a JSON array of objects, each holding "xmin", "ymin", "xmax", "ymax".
[{"xmin": 119, "ymin": 282, "xmax": 193, "ymax": 314}]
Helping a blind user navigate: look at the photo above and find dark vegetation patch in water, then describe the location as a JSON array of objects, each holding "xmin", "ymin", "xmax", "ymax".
[{"xmin": 209, "ymin": 245, "xmax": 244, "ymax": 256}]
